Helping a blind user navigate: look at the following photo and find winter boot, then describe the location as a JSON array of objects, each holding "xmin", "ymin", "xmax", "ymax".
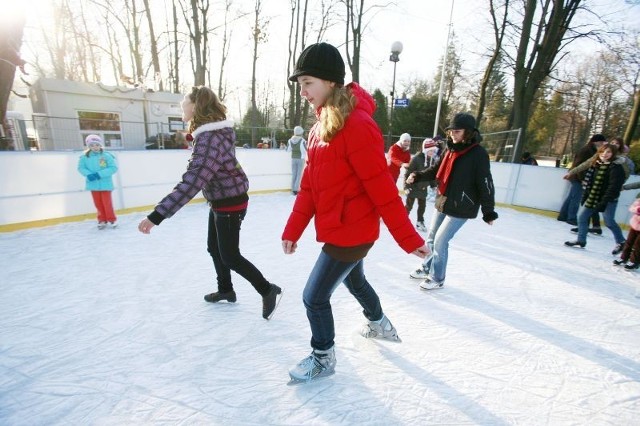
[
  {"xmin": 624, "ymin": 262, "xmax": 639, "ymax": 271},
  {"xmin": 416, "ymin": 221, "xmax": 427, "ymax": 232},
  {"xmin": 613, "ymin": 259, "xmax": 627, "ymax": 266},
  {"xmin": 288, "ymin": 346, "xmax": 336, "ymax": 384}
]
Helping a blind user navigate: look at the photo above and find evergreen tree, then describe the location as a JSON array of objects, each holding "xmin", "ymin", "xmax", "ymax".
[{"xmin": 372, "ymin": 89, "xmax": 389, "ymax": 137}]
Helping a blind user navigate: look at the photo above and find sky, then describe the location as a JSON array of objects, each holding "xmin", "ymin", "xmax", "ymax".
[
  {"xmin": 5, "ymin": 0, "xmax": 640, "ymax": 121},
  {"xmin": 1, "ymin": 192, "xmax": 639, "ymax": 424}
]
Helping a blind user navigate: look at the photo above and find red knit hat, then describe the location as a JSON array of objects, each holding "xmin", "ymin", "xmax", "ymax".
[{"xmin": 423, "ymin": 138, "xmax": 437, "ymax": 149}]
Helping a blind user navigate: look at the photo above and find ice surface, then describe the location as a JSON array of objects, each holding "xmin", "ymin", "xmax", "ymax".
[{"xmin": 1, "ymin": 193, "xmax": 639, "ymax": 425}]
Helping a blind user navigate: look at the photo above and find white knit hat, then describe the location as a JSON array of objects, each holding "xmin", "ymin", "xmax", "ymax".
[
  {"xmin": 399, "ymin": 133, "xmax": 411, "ymax": 142},
  {"xmin": 85, "ymin": 134, "xmax": 104, "ymax": 147},
  {"xmin": 293, "ymin": 126, "xmax": 304, "ymax": 136}
]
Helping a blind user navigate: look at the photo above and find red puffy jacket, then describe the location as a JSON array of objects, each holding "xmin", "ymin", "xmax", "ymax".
[
  {"xmin": 281, "ymin": 83, "xmax": 424, "ymax": 253},
  {"xmin": 387, "ymin": 143, "xmax": 411, "ymax": 182}
]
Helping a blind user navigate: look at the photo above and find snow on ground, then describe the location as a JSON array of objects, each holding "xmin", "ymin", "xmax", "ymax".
[{"xmin": 1, "ymin": 193, "xmax": 639, "ymax": 425}]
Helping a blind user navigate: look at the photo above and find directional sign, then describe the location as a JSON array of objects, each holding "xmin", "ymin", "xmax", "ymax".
[{"xmin": 394, "ymin": 98, "xmax": 409, "ymax": 108}]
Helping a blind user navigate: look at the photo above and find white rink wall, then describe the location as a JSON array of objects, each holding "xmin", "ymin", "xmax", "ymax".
[{"xmin": 0, "ymin": 149, "xmax": 638, "ymax": 227}]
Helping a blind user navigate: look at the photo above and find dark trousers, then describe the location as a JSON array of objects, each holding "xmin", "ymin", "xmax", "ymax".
[
  {"xmin": 621, "ymin": 228, "xmax": 640, "ymax": 264},
  {"xmin": 405, "ymin": 196, "xmax": 426, "ymax": 222},
  {"xmin": 207, "ymin": 209, "xmax": 271, "ymax": 296}
]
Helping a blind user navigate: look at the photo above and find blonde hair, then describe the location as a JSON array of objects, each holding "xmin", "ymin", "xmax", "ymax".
[
  {"xmin": 187, "ymin": 86, "xmax": 227, "ymax": 133},
  {"xmin": 318, "ymin": 85, "xmax": 356, "ymax": 142}
]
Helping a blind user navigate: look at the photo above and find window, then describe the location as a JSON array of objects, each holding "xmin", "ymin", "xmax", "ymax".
[
  {"xmin": 168, "ymin": 117, "xmax": 185, "ymax": 132},
  {"xmin": 78, "ymin": 111, "xmax": 122, "ymax": 148}
]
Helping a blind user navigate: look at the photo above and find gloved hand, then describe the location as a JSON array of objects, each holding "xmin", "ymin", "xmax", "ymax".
[
  {"xmin": 87, "ymin": 173, "xmax": 100, "ymax": 181},
  {"xmin": 483, "ymin": 211, "xmax": 499, "ymax": 224}
]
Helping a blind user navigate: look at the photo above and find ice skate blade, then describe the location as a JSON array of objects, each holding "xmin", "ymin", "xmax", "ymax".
[
  {"xmin": 371, "ymin": 335, "xmax": 402, "ymax": 343},
  {"xmin": 362, "ymin": 332, "xmax": 402, "ymax": 343},
  {"xmin": 265, "ymin": 288, "xmax": 284, "ymax": 320},
  {"xmin": 287, "ymin": 371, "xmax": 335, "ymax": 386}
]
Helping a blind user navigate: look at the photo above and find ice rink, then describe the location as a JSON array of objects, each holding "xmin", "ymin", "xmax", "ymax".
[{"xmin": 1, "ymin": 193, "xmax": 639, "ymax": 425}]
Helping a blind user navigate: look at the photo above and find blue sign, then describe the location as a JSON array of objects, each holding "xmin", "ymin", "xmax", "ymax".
[{"xmin": 394, "ymin": 98, "xmax": 409, "ymax": 108}]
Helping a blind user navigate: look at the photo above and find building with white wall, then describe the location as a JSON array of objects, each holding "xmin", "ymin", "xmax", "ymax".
[{"xmin": 28, "ymin": 78, "xmax": 184, "ymax": 151}]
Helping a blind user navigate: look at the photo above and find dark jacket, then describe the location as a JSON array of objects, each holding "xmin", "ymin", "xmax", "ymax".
[
  {"xmin": 569, "ymin": 144, "xmax": 597, "ymax": 182},
  {"xmin": 404, "ymin": 152, "xmax": 437, "ymax": 199},
  {"xmin": 413, "ymin": 140, "xmax": 497, "ymax": 221},
  {"xmin": 581, "ymin": 161, "xmax": 625, "ymax": 211}
]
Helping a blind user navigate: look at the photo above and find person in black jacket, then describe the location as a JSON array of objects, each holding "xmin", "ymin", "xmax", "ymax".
[
  {"xmin": 558, "ymin": 134, "xmax": 606, "ymax": 226},
  {"xmin": 404, "ymin": 138, "xmax": 439, "ymax": 232},
  {"xmin": 407, "ymin": 113, "xmax": 498, "ymax": 290},
  {"xmin": 565, "ymin": 143, "xmax": 626, "ymax": 253}
]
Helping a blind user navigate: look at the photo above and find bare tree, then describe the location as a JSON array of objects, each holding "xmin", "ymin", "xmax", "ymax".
[
  {"xmin": 216, "ymin": 0, "xmax": 233, "ymax": 100},
  {"xmin": 89, "ymin": 0, "xmax": 146, "ymax": 86},
  {"xmin": 142, "ymin": 0, "xmax": 163, "ymax": 91},
  {"xmin": 180, "ymin": 0, "xmax": 212, "ymax": 86},
  {"xmin": 170, "ymin": 0, "xmax": 181, "ymax": 92},
  {"xmin": 125, "ymin": 0, "xmax": 144, "ymax": 84},
  {"xmin": 285, "ymin": 0, "xmax": 336, "ymax": 129},
  {"xmin": 476, "ymin": 0, "xmax": 509, "ymax": 125},
  {"xmin": 507, "ymin": 0, "xmax": 593, "ymax": 162},
  {"xmin": 285, "ymin": 0, "xmax": 307, "ymax": 129},
  {"xmin": 341, "ymin": 0, "xmax": 387, "ymax": 83},
  {"xmin": 611, "ymin": 32, "xmax": 640, "ymax": 146},
  {"xmin": 249, "ymin": 0, "xmax": 269, "ymax": 144}
]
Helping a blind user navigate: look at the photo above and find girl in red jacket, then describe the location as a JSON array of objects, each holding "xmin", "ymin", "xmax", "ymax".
[{"xmin": 282, "ymin": 42, "xmax": 429, "ymax": 384}]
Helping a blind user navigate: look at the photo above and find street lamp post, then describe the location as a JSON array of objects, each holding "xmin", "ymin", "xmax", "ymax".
[
  {"xmin": 433, "ymin": 0, "xmax": 455, "ymax": 137},
  {"xmin": 388, "ymin": 41, "xmax": 403, "ymax": 144}
]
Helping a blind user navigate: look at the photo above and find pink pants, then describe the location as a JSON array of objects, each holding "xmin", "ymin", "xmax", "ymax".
[{"xmin": 91, "ymin": 191, "xmax": 117, "ymax": 223}]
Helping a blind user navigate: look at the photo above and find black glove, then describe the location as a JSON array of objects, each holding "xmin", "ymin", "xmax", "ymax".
[
  {"xmin": 483, "ymin": 211, "xmax": 499, "ymax": 223},
  {"xmin": 595, "ymin": 202, "xmax": 607, "ymax": 212},
  {"xmin": 87, "ymin": 173, "xmax": 100, "ymax": 181}
]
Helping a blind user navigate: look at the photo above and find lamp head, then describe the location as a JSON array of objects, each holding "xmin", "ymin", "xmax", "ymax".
[
  {"xmin": 390, "ymin": 41, "xmax": 403, "ymax": 55},
  {"xmin": 389, "ymin": 41, "xmax": 403, "ymax": 63}
]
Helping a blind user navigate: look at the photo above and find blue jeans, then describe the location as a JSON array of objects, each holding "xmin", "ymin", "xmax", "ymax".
[
  {"xmin": 422, "ymin": 211, "xmax": 468, "ymax": 283},
  {"xmin": 303, "ymin": 251, "xmax": 383, "ymax": 351},
  {"xmin": 576, "ymin": 202, "xmax": 625, "ymax": 245},
  {"xmin": 558, "ymin": 180, "xmax": 583, "ymax": 223},
  {"xmin": 207, "ymin": 209, "xmax": 271, "ymax": 296}
]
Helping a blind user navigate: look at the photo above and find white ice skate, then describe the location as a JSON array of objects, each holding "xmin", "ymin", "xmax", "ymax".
[
  {"xmin": 288, "ymin": 346, "xmax": 336, "ymax": 385},
  {"xmin": 410, "ymin": 267, "xmax": 428, "ymax": 279},
  {"xmin": 360, "ymin": 315, "xmax": 401, "ymax": 342},
  {"xmin": 419, "ymin": 277, "xmax": 444, "ymax": 290}
]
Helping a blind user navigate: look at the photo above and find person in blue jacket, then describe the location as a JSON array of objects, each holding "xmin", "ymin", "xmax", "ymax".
[{"xmin": 77, "ymin": 134, "xmax": 118, "ymax": 229}]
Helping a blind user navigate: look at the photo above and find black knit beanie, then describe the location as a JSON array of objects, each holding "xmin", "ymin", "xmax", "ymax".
[
  {"xmin": 288, "ymin": 43, "xmax": 345, "ymax": 85},
  {"xmin": 445, "ymin": 113, "xmax": 477, "ymax": 131}
]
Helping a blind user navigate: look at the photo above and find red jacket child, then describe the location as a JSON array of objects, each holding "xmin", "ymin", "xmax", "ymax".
[{"xmin": 387, "ymin": 133, "xmax": 412, "ymax": 183}]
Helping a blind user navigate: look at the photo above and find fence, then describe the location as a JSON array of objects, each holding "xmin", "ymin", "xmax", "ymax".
[
  {"xmin": 390, "ymin": 129, "xmax": 523, "ymax": 163},
  {"xmin": 1, "ymin": 116, "xmax": 306, "ymax": 152}
]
